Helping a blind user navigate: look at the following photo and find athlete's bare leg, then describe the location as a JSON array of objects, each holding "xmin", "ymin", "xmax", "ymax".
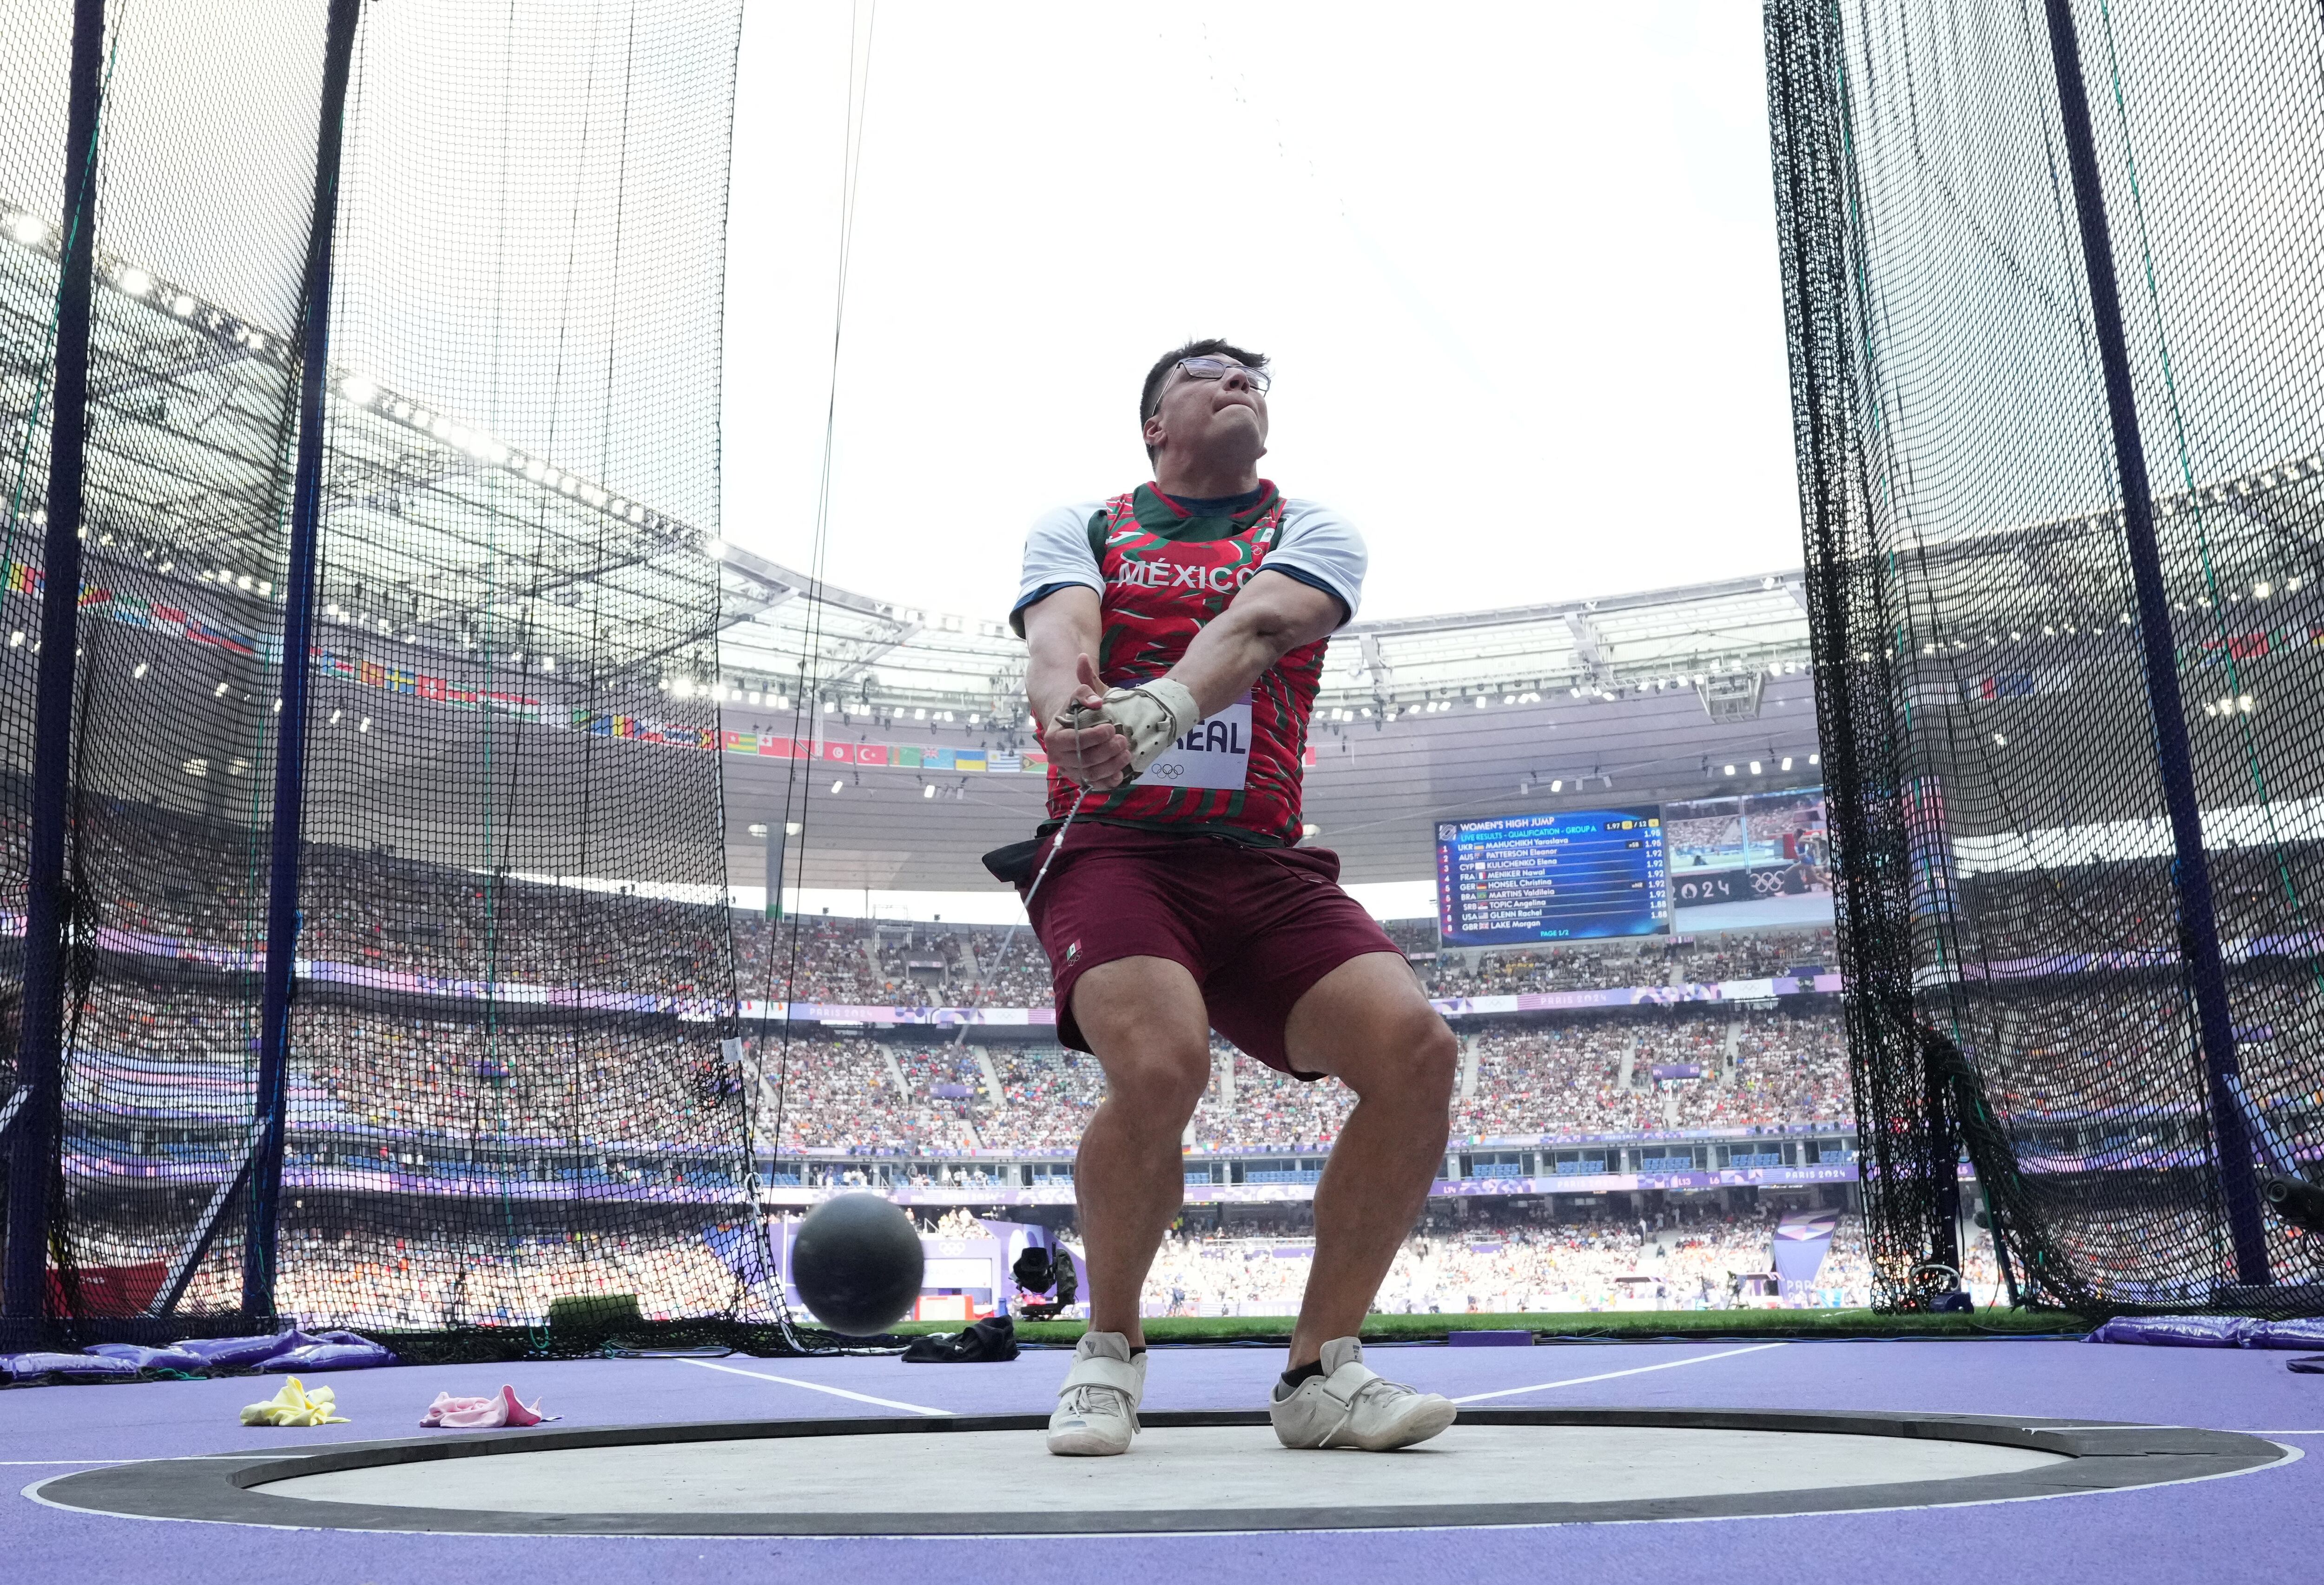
[
  {"xmin": 1070, "ymin": 956, "xmax": 1214, "ymax": 1348},
  {"xmin": 1282, "ymin": 952, "xmax": 1458, "ymax": 1368}
]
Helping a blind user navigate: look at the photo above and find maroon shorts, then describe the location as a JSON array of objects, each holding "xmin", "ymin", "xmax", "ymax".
[{"xmin": 1020, "ymin": 823, "xmax": 1404, "ymax": 1079}]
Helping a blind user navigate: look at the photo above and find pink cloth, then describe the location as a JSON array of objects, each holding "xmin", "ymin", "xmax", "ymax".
[{"xmin": 419, "ymin": 1385, "xmax": 555, "ymax": 1429}]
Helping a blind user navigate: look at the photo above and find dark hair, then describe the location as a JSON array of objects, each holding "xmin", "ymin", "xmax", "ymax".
[{"xmin": 1139, "ymin": 337, "xmax": 1268, "ymax": 462}]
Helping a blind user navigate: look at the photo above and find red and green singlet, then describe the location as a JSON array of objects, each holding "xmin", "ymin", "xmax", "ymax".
[{"xmin": 1039, "ymin": 482, "xmax": 1327, "ymax": 845}]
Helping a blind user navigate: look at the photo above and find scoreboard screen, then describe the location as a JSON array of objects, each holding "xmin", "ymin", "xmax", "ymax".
[{"xmin": 1434, "ymin": 807, "xmax": 1669, "ymax": 946}]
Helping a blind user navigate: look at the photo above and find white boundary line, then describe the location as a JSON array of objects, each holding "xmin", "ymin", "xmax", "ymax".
[
  {"xmin": 1451, "ymin": 1341, "xmax": 1790, "ymax": 1404},
  {"xmin": 23, "ymin": 1438, "xmax": 2299, "ymax": 1539},
  {"xmin": 677, "ymin": 1354, "xmax": 952, "ymax": 1416}
]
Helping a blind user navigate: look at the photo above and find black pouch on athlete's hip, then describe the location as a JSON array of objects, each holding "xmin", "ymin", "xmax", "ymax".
[{"xmin": 981, "ymin": 839, "xmax": 1043, "ymax": 885}]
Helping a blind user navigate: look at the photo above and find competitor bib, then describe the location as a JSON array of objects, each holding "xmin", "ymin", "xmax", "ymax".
[
  {"xmin": 1139, "ymin": 691, "xmax": 1253, "ymax": 791},
  {"xmin": 1038, "ymin": 482, "xmax": 1328, "ymax": 844}
]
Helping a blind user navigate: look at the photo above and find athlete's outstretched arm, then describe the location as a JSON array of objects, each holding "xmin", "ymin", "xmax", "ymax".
[
  {"xmin": 1021, "ymin": 587, "xmax": 1131, "ymax": 790},
  {"xmin": 1163, "ymin": 569, "xmax": 1344, "ymax": 716}
]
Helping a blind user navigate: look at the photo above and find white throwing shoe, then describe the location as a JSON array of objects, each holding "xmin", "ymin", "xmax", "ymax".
[
  {"xmin": 1268, "ymin": 1336, "xmax": 1458, "ymax": 1450},
  {"xmin": 1047, "ymin": 1330, "xmax": 1146, "ymax": 1456}
]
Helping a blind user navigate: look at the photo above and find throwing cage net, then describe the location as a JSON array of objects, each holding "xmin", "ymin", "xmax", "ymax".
[
  {"xmin": 0, "ymin": 0, "xmax": 810, "ymax": 1355},
  {"xmin": 1768, "ymin": 0, "xmax": 2324, "ymax": 1315}
]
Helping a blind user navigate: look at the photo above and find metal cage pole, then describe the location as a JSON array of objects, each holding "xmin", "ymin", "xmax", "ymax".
[
  {"xmin": 2, "ymin": 0, "xmax": 105, "ymax": 1332},
  {"xmin": 2039, "ymin": 0, "xmax": 2268, "ymax": 1286},
  {"xmin": 241, "ymin": 0, "xmax": 363, "ymax": 1317}
]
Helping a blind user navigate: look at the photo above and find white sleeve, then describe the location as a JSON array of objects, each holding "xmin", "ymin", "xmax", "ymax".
[
  {"xmin": 1010, "ymin": 502, "xmax": 1106, "ymax": 636},
  {"xmin": 1265, "ymin": 500, "xmax": 1367, "ymax": 626}
]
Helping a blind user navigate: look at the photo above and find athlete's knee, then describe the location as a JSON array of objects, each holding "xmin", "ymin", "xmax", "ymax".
[
  {"xmin": 1097, "ymin": 1037, "xmax": 1210, "ymax": 1129},
  {"xmin": 1347, "ymin": 1007, "xmax": 1456, "ymax": 1108},
  {"xmin": 1408, "ymin": 1018, "xmax": 1459, "ymax": 1104}
]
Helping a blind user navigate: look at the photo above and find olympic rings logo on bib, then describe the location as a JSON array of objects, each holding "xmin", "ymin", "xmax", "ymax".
[{"xmin": 1139, "ymin": 692, "xmax": 1253, "ymax": 792}]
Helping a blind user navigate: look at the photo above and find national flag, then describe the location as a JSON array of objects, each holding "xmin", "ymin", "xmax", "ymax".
[
  {"xmin": 824, "ymin": 742, "xmax": 857, "ymax": 764},
  {"xmin": 989, "ymin": 752, "xmax": 1022, "ymax": 773},
  {"xmin": 897, "ymin": 745, "xmax": 923, "ymax": 768},
  {"xmin": 924, "ymin": 748, "xmax": 955, "ymax": 770},
  {"xmin": 857, "ymin": 744, "xmax": 890, "ymax": 766},
  {"xmin": 956, "ymin": 750, "xmax": 988, "ymax": 773},
  {"xmin": 758, "ymin": 735, "xmax": 794, "ymax": 758}
]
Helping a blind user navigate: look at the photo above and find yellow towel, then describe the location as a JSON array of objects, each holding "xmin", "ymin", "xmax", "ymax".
[{"xmin": 240, "ymin": 1375, "xmax": 350, "ymax": 1426}]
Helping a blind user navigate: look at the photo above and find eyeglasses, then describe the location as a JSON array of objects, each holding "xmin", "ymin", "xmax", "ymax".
[{"xmin": 1175, "ymin": 356, "xmax": 1271, "ymax": 394}]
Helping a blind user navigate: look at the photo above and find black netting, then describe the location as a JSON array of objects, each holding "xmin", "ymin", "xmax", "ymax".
[
  {"xmin": 0, "ymin": 1, "xmax": 814, "ymax": 1354},
  {"xmin": 1769, "ymin": 0, "xmax": 2324, "ymax": 1314}
]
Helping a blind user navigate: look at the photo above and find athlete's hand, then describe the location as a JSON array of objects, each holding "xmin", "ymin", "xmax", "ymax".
[
  {"xmin": 1096, "ymin": 677, "xmax": 1201, "ymax": 774},
  {"xmin": 1045, "ymin": 654, "xmax": 1132, "ymax": 790}
]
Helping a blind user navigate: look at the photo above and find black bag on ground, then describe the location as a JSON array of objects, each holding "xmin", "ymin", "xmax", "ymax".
[{"xmin": 901, "ymin": 1315, "xmax": 1019, "ymax": 1364}]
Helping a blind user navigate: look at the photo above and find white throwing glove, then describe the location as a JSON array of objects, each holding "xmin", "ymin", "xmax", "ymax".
[{"xmin": 1097, "ymin": 678, "xmax": 1202, "ymax": 774}]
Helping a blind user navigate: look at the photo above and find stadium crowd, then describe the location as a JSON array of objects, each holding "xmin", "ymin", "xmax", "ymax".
[
  {"xmin": 1135, "ymin": 1207, "xmax": 1983, "ymax": 1314},
  {"xmin": 116, "ymin": 1204, "xmax": 2004, "ymax": 1331},
  {"xmin": 5, "ymin": 796, "xmax": 1836, "ymax": 1008},
  {"xmin": 752, "ymin": 1012, "xmax": 1855, "ymax": 1156},
  {"xmin": 1138, "ymin": 1206, "xmax": 2003, "ymax": 1316},
  {"xmin": 54, "ymin": 977, "xmax": 1856, "ymax": 1161}
]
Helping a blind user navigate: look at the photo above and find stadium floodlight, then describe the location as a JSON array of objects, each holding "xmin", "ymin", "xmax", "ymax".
[
  {"xmin": 786, "ymin": 821, "xmax": 802, "ymax": 836},
  {"xmin": 341, "ymin": 375, "xmax": 375, "ymax": 404},
  {"xmin": 329, "ymin": 709, "xmax": 341, "ymax": 724},
  {"xmin": 8, "ymin": 632, "xmax": 20, "ymax": 647},
  {"xmin": 1782, "ymin": 757, "xmax": 1794, "ymax": 771},
  {"xmin": 923, "ymin": 785, "xmax": 935, "ymax": 799},
  {"xmin": 1550, "ymin": 779, "xmax": 1562, "ymax": 792},
  {"xmin": 1723, "ymin": 764, "xmax": 1736, "ymax": 776},
  {"xmin": 118, "ymin": 265, "xmax": 151, "ymax": 296},
  {"xmin": 831, "ymin": 780, "xmax": 844, "ymax": 795},
  {"xmin": 132, "ymin": 662, "xmax": 147, "ymax": 678},
  {"xmin": 212, "ymin": 681, "xmax": 229, "ymax": 696},
  {"xmin": 7, "ymin": 213, "xmax": 46, "ymax": 244},
  {"xmin": 1808, "ymin": 753, "xmax": 1819, "ymax": 766},
  {"xmin": 359, "ymin": 718, "xmax": 371, "ymax": 733},
  {"xmin": 1750, "ymin": 760, "xmax": 1762, "ymax": 774},
  {"xmin": 1993, "ymin": 733, "xmax": 2007, "ymax": 746}
]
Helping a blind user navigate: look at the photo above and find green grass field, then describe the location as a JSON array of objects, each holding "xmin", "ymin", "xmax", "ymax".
[{"xmin": 891, "ymin": 1308, "xmax": 2089, "ymax": 1344}]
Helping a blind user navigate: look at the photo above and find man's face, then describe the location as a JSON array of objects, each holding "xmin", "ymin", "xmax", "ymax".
[{"xmin": 1145, "ymin": 357, "xmax": 1269, "ymax": 462}]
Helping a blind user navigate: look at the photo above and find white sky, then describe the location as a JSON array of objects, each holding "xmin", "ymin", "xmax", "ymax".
[{"xmin": 720, "ymin": 0, "xmax": 1801, "ymax": 625}]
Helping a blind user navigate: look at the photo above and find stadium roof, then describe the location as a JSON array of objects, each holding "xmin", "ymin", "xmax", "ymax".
[
  {"xmin": 26, "ymin": 197, "xmax": 2320, "ymax": 894},
  {"xmin": 708, "ymin": 543, "xmax": 1817, "ymax": 722}
]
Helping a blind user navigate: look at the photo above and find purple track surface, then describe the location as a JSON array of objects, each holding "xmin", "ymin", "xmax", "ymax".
[{"xmin": 5, "ymin": 1338, "xmax": 2317, "ymax": 1584}]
